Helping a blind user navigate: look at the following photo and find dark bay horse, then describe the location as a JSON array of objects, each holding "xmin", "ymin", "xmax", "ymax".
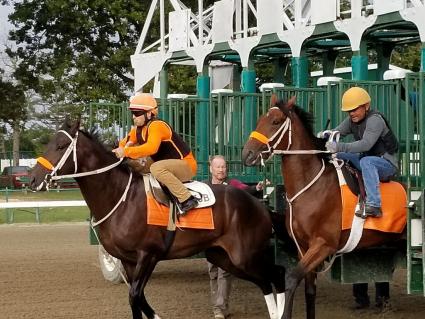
[
  {"xmin": 242, "ymin": 97, "xmax": 405, "ymax": 319},
  {"xmin": 30, "ymin": 119, "xmax": 286, "ymax": 319}
]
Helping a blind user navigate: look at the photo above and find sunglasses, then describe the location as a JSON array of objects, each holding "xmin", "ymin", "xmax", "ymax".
[{"xmin": 131, "ymin": 110, "xmax": 148, "ymax": 117}]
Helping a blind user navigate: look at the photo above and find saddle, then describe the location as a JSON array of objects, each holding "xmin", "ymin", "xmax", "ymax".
[
  {"xmin": 128, "ymin": 158, "xmax": 216, "ymax": 209},
  {"xmin": 143, "ymin": 174, "xmax": 216, "ymax": 230},
  {"xmin": 147, "ymin": 174, "xmax": 216, "ymax": 208}
]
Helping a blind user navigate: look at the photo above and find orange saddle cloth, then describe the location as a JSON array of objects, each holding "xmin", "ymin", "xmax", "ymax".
[
  {"xmin": 146, "ymin": 193, "xmax": 214, "ymax": 230},
  {"xmin": 341, "ymin": 182, "xmax": 406, "ymax": 233}
]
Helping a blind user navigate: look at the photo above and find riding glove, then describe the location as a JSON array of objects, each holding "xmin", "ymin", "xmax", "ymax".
[
  {"xmin": 325, "ymin": 141, "xmax": 338, "ymax": 153},
  {"xmin": 317, "ymin": 130, "xmax": 333, "ymax": 139}
]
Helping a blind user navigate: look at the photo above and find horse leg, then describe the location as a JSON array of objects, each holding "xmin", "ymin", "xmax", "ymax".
[
  {"xmin": 304, "ymin": 272, "xmax": 316, "ymax": 319},
  {"xmin": 125, "ymin": 251, "xmax": 161, "ymax": 319},
  {"xmin": 283, "ymin": 243, "xmax": 334, "ymax": 319}
]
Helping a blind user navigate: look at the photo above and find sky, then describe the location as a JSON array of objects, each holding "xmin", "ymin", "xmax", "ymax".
[{"xmin": 0, "ymin": 3, "xmax": 14, "ymax": 75}]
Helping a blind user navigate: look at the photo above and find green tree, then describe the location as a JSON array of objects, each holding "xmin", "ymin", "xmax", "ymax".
[
  {"xmin": 3, "ymin": 0, "xmax": 216, "ymax": 104},
  {"xmin": 0, "ymin": 79, "xmax": 27, "ymax": 164},
  {"xmin": 3, "ymin": 0, "xmax": 152, "ymax": 103}
]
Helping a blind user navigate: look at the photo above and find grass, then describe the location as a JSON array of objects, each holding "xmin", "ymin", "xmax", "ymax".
[{"xmin": 0, "ymin": 188, "xmax": 90, "ymax": 224}]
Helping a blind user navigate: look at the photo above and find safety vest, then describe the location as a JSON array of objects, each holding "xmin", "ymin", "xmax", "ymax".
[
  {"xmin": 136, "ymin": 119, "xmax": 191, "ymax": 162},
  {"xmin": 350, "ymin": 110, "xmax": 399, "ymax": 156}
]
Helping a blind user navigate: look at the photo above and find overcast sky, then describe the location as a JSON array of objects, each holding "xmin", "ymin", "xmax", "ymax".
[{"xmin": 0, "ymin": 3, "xmax": 14, "ymax": 73}]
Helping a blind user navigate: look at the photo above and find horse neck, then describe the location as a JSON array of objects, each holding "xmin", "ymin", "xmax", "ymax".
[
  {"xmin": 281, "ymin": 119, "xmax": 323, "ymax": 198},
  {"xmin": 75, "ymin": 136, "xmax": 141, "ymax": 220}
]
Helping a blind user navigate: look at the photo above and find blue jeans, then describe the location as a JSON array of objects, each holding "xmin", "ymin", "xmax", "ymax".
[{"xmin": 336, "ymin": 153, "xmax": 397, "ymax": 207}]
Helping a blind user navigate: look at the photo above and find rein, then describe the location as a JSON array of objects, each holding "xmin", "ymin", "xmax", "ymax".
[{"xmin": 36, "ymin": 130, "xmax": 130, "ymax": 226}]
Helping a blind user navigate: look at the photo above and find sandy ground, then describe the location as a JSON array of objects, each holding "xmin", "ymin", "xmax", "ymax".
[{"xmin": 1, "ymin": 223, "xmax": 425, "ymax": 319}]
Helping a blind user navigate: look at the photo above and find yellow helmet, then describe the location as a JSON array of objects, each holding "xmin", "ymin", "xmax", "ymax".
[
  {"xmin": 341, "ymin": 87, "xmax": 371, "ymax": 112},
  {"xmin": 129, "ymin": 93, "xmax": 158, "ymax": 115}
]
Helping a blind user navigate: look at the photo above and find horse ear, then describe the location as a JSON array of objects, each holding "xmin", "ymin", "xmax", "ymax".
[
  {"xmin": 286, "ymin": 95, "xmax": 297, "ymax": 109},
  {"xmin": 64, "ymin": 116, "xmax": 73, "ymax": 128},
  {"xmin": 69, "ymin": 116, "xmax": 81, "ymax": 137},
  {"xmin": 270, "ymin": 94, "xmax": 278, "ymax": 107}
]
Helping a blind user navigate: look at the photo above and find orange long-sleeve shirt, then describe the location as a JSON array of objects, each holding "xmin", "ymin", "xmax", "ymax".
[{"xmin": 119, "ymin": 121, "xmax": 197, "ymax": 174}]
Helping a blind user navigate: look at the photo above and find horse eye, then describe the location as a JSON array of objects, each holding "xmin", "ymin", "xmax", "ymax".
[
  {"xmin": 57, "ymin": 144, "xmax": 65, "ymax": 150},
  {"xmin": 272, "ymin": 119, "xmax": 281, "ymax": 125}
]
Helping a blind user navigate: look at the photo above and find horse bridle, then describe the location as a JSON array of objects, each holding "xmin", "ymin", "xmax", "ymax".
[
  {"xmin": 36, "ymin": 129, "xmax": 132, "ymax": 227},
  {"xmin": 36, "ymin": 130, "xmax": 123, "ymax": 190},
  {"xmin": 249, "ymin": 107, "xmax": 330, "ymax": 166}
]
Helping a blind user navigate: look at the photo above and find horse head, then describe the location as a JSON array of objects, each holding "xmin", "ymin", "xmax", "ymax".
[
  {"xmin": 30, "ymin": 118, "xmax": 82, "ymax": 191},
  {"xmin": 242, "ymin": 95, "xmax": 297, "ymax": 166}
]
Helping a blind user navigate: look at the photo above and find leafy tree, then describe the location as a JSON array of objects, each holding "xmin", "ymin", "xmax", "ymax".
[
  {"xmin": 0, "ymin": 79, "xmax": 27, "ymax": 163},
  {"xmin": 2, "ymin": 0, "xmax": 216, "ymax": 103},
  {"xmin": 3, "ymin": 0, "xmax": 151, "ymax": 103},
  {"xmin": 392, "ymin": 43, "xmax": 421, "ymax": 72}
]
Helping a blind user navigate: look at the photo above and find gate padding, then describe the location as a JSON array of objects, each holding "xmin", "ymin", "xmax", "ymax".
[{"xmin": 341, "ymin": 182, "xmax": 407, "ymax": 233}]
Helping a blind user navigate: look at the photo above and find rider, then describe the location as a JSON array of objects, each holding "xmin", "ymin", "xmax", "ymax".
[
  {"xmin": 112, "ymin": 93, "xmax": 199, "ymax": 214},
  {"xmin": 322, "ymin": 87, "xmax": 399, "ymax": 218}
]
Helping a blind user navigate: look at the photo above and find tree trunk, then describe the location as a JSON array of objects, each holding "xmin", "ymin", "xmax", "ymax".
[
  {"xmin": 12, "ymin": 122, "xmax": 20, "ymax": 166},
  {"xmin": 0, "ymin": 130, "xmax": 6, "ymax": 159}
]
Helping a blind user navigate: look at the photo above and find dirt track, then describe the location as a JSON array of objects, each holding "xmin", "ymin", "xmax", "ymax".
[{"xmin": 1, "ymin": 223, "xmax": 425, "ymax": 319}]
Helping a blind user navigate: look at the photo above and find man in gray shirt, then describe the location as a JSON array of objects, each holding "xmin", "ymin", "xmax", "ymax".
[{"xmin": 322, "ymin": 87, "xmax": 398, "ymax": 218}]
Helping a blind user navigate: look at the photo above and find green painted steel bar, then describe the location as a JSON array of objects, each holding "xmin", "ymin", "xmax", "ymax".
[
  {"xmin": 241, "ymin": 68, "xmax": 257, "ymax": 140},
  {"xmin": 291, "ymin": 56, "xmax": 308, "ymax": 88},
  {"xmin": 421, "ymin": 44, "xmax": 425, "ymax": 72},
  {"xmin": 196, "ymin": 75, "xmax": 210, "ymax": 178},
  {"xmin": 351, "ymin": 53, "xmax": 368, "ymax": 81},
  {"xmin": 420, "ymin": 73, "xmax": 425, "ymax": 189},
  {"xmin": 241, "ymin": 68, "xmax": 257, "ymax": 178}
]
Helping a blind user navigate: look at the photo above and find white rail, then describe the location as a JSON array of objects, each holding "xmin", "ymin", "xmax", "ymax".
[{"xmin": 0, "ymin": 200, "xmax": 87, "ymax": 223}]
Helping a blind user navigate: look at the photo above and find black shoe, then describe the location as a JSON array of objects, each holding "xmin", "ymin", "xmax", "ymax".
[
  {"xmin": 178, "ymin": 196, "xmax": 199, "ymax": 215},
  {"xmin": 364, "ymin": 205, "xmax": 382, "ymax": 218}
]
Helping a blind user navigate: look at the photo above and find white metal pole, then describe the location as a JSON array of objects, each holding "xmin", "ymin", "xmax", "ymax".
[
  {"xmin": 235, "ymin": 0, "xmax": 242, "ymax": 38},
  {"xmin": 243, "ymin": 0, "xmax": 248, "ymax": 37},
  {"xmin": 160, "ymin": 0, "xmax": 165, "ymax": 52},
  {"xmin": 135, "ymin": 0, "xmax": 158, "ymax": 54},
  {"xmin": 198, "ymin": 0, "xmax": 203, "ymax": 45}
]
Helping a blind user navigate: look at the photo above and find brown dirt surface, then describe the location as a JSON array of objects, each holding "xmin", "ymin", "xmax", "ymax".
[{"xmin": 0, "ymin": 223, "xmax": 425, "ymax": 319}]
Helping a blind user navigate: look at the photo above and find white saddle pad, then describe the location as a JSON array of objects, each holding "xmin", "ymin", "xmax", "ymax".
[
  {"xmin": 148, "ymin": 174, "xmax": 215, "ymax": 208},
  {"xmin": 184, "ymin": 181, "xmax": 216, "ymax": 208}
]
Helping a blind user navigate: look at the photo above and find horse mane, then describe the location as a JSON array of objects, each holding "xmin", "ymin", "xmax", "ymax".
[
  {"xmin": 60, "ymin": 121, "xmax": 133, "ymax": 173},
  {"xmin": 276, "ymin": 100, "xmax": 327, "ymax": 152}
]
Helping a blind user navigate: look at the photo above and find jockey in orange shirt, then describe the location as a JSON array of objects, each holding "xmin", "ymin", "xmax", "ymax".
[{"xmin": 112, "ymin": 93, "xmax": 199, "ymax": 214}]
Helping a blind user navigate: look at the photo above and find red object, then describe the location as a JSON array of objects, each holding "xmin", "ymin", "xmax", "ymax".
[
  {"xmin": 0, "ymin": 166, "xmax": 30, "ymax": 188},
  {"xmin": 228, "ymin": 179, "xmax": 249, "ymax": 190}
]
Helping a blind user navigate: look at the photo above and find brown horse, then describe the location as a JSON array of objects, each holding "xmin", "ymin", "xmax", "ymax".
[
  {"xmin": 30, "ymin": 119, "xmax": 286, "ymax": 319},
  {"xmin": 242, "ymin": 97, "xmax": 405, "ymax": 319}
]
